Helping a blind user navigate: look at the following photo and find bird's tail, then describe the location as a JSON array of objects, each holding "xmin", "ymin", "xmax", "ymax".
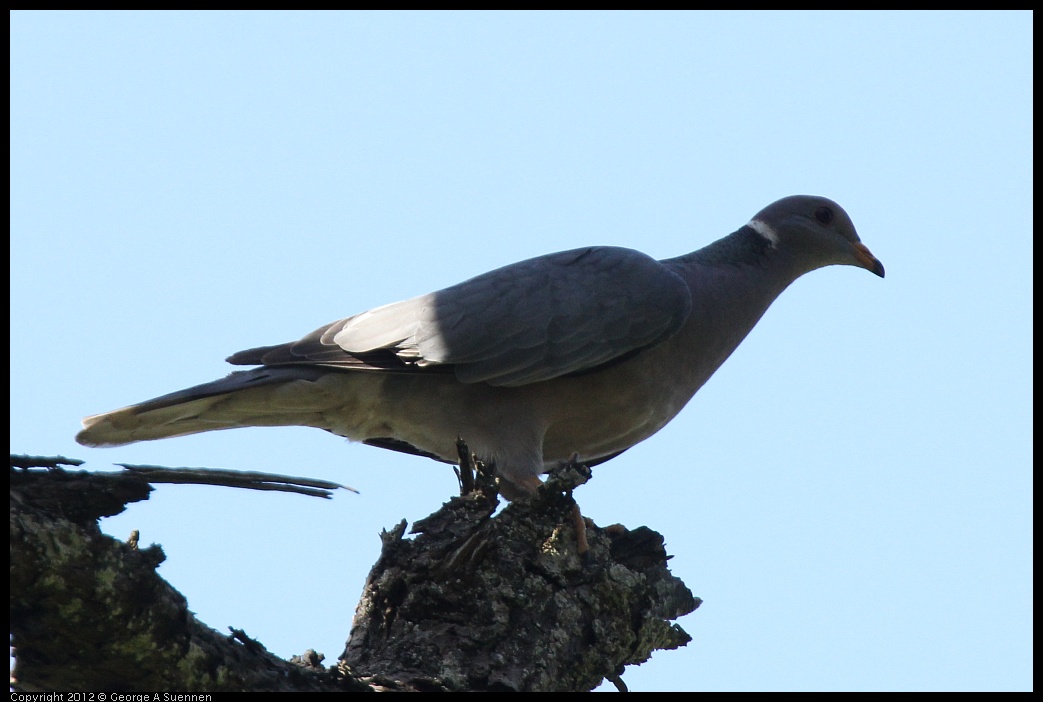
[{"xmin": 75, "ymin": 366, "xmax": 339, "ymax": 447}]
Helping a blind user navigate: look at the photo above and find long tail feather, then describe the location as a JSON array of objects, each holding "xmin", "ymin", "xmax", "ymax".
[{"xmin": 76, "ymin": 366, "xmax": 334, "ymax": 447}]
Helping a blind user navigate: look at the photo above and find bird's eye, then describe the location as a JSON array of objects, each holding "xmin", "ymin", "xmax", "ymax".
[{"xmin": 814, "ymin": 206, "xmax": 833, "ymax": 225}]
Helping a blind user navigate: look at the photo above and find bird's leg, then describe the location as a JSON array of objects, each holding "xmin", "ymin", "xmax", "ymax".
[
  {"xmin": 572, "ymin": 502, "xmax": 590, "ymax": 555},
  {"xmin": 562, "ymin": 454, "xmax": 590, "ymax": 555},
  {"xmin": 536, "ymin": 455, "xmax": 593, "ymax": 555},
  {"xmin": 492, "ymin": 460, "xmax": 592, "ymax": 554}
]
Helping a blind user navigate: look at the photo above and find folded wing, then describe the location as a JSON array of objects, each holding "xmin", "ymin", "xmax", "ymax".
[{"xmin": 228, "ymin": 246, "xmax": 693, "ymax": 387}]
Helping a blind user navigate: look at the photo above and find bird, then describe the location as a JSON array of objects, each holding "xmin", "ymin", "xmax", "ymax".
[{"xmin": 76, "ymin": 195, "xmax": 884, "ymax": 500}]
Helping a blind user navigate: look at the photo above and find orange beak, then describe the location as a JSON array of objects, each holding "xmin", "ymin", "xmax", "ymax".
[{"xmin": 853, "ymin": 242, "xmax": 885, "ymax": 278}]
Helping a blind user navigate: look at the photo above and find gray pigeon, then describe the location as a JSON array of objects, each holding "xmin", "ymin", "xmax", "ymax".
[{"xmin": 77, "ymin": 195, "xmax": 884, "ymax": 499}]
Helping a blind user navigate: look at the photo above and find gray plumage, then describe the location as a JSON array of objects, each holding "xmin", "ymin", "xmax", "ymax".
[{"xmin": 77, "ymin": 195, "xmax": 884, "ymax": 498}]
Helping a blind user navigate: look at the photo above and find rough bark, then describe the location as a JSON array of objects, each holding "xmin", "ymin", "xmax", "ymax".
[{"xmin": 10, "ymin": 455, "xmax": 699, "ymax": 692}]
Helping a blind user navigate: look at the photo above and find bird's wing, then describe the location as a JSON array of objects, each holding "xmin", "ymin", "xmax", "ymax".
[{"xmin": 228, "ymin": 246, "xmax": 692, "ymax": 387}]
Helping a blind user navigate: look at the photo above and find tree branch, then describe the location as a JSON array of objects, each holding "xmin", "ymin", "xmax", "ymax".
[{"xmin": 10, "ymin": 455, "xmax": 699, "ymax": 691}]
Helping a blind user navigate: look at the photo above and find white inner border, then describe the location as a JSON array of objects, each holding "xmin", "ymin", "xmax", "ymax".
[{"xmin": 746, "ymin": 218, "xmax": 779, "ymax": 247}]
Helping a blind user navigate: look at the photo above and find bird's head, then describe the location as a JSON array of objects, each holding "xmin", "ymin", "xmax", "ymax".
[{"xmin": 748, "ymin": 195, "xmax": 885, "ymax": 278}]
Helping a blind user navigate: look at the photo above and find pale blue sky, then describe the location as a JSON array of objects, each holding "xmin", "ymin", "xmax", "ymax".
[{"xmin": 11, "ymin": 11, "xmax": 1031, "ymax": 692}]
